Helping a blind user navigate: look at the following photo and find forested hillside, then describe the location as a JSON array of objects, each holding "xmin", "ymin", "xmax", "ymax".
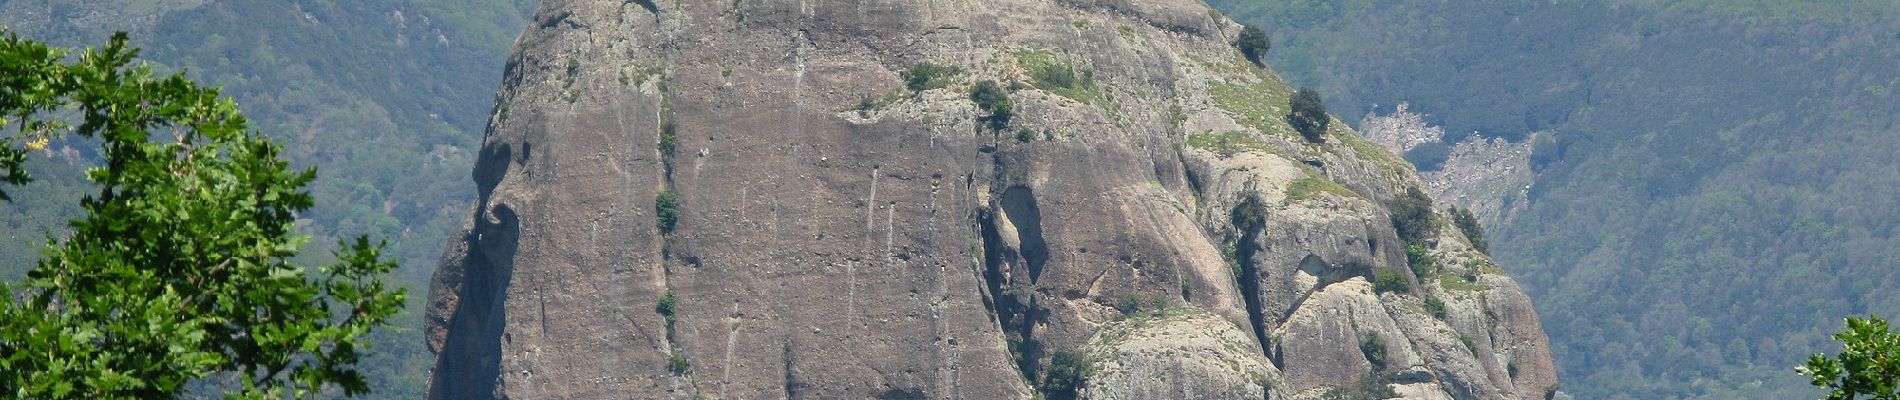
[
  {"xmin": 0, "ymin": 0, "xmax": 533, "ymax": 396},
  {"xmin": 1207, "ymin": 0, "xmax": 1900, "ymax": 398}
]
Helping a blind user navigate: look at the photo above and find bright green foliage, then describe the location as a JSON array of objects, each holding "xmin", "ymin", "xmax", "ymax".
[
  {"xmin": 1285, "ymin": 176, "xmax": 1358, "ymax": 203},
  {"xmin": 1287, "ymin": 88, "xmax": 1328, "ymax": 143},
  {"xmin": 1389, "ymin": 187, "xmax": 1435, "ymax": 245},
  {"xmin": 1236, "ymin": 24, "xmax": 1272, "ymax": 67},
  {"xmin": 656, "ymin": 190, "xmax": 680, "ymax": 233},
  {"xmin": 1016, "ymin": 50, "xmax": 1114, "ymax": 114},
  {"xmin": 1447, "ymin": 206, "xmax": 1486, "ymax": 253},
  {"xmin": 0, "ymin": 32, "xmax": 404, "ymax": 399},
  {"xmin": 1372, "ymin": 267, "xmax": 1410, "ymax": 294},
  {"xmin": 1042, "ymin": 350, "xmax": 1092, "ymax": 400},
  {"xmin": 901, "ymin": 62, "xmax": 961, "ymax": 92},
  {"xmin": 969, "ymin": 80, "xmax": 1013, "ymax": 131},
  {"xmin": 1798, "ymin": 316, "xmax": 1900, "ymax": 400}
]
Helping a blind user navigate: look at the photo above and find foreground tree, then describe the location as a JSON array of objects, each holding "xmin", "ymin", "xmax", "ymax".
[
  {"xmin": 1799, "ymin": 316, "xmax": 1900, "ymax": 400},
  {"xmin": 0, "ymin": 32, "xmax": 404, "ymax": 399}
]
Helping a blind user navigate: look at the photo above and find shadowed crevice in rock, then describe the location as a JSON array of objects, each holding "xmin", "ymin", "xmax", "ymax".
[
  {"xmin": 979, "ymin": 201, "xmax": 1047, "ymax": 391},
  {"xmin": 1229, "ymin": 196, "xmax": 1273, "ymax": 367},
  {"xmin": 781, "ymin": 340, "xmax": 803, "ymax": 399},
  {"xmin": 628, "ymin": 0, "xmax": 657, "ymax": 15},
  {"xmin": 999, "ymin": 186, "xmax": 1048, "ymax": 281},
  {"xmin": 428, "ymin": 203, "xmax": 519, "ymax": 400},
  {"xmin": 472, "ymin": 144, "xmax": 511, "ymax": 197}
]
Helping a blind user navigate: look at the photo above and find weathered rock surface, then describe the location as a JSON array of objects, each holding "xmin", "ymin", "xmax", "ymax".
[
  {"xmin": 426, "ymin": 0, "xmax": 1558, "ymax": 399},
  {"xmin": 1080, "ymin": 309, "xmax": 1278, "ymax": 400}
]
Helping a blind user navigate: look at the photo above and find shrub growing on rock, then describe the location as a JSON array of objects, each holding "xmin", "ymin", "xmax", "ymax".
[
  {"xmin": 902, "ymin": 62, "xmax": 961, "ymax": 92},
  {"xmin": 1406, "ymin": 244, "xmax": 1435, "ymax": 277},
  {"xmin": 1425, "ymin": 297, "xmax": 1448, "ymax": 320},
  {"xmin": 1237, "ymin": 24, "xmax": 1272, "ymax": 67},
  {"xmin": 656, "ymin": 190, "xmax": 680, "ymax": 233},
  {"xmin": 1449, "ymin": 206, "xmax": 1487, "ymax": 253},
  {"xmin": 1374, "ymin": 267, "xmax": 1412, "ymax": 294},
  {"xmin": 970, "ymin": 80, "xmax": 1014, "ymax": 131},
  {"xmin": 1390, "ymin": 187, "xmax": 1436, "ymax": 245},
  {"xmin": 1288, "ymin": 88, "xmax": 1329, "ymax": 142},
  {"xmin": 1043, "ymin": 351, "xmax": 1093, "ymax": 400},
  {"xmin": 1361, "ymin": 334, "xmax": 1389, "ymax": 369}
]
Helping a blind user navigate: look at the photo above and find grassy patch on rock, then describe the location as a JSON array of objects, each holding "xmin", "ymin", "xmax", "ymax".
[
  {"xmin": 1015, "ymin": 49, "xmax": 1116, "ymax": 115},
  {"xmin": 1285, "ymin": 176, "xmax": 1358, "ymax": 204},
  {"xmin": 1187, "ymin": 131, "xmax": 1282, "ymax": 157}
]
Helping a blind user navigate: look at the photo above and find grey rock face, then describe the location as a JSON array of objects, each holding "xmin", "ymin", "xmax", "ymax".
[
  {"xmin": 1080, "ymin": 309, "xmax": 1278, "ymax": 400},
  {"xmin": 426, "ymin": 0, "xmax": 1557, "ymax": 399}
]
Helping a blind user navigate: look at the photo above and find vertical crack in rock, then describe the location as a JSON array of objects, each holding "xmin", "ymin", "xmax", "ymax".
[
  {"xmin": 998, "ymin": 186, "xmax": 1048, "ymax": 281},
  {"xmin": 979, "ymin": 195, "xmax": 1047, "ymax": 390},
  {"xmin": 429, "ymin": 203, "xmax": 519, "ymax": 400},
  {"xmin": 1229, "ymin": 195, "xmax": 1273, "ymax": 367}
]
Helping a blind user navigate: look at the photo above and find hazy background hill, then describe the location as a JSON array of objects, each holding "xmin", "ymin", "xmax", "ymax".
[
  {"xmin": 1205, "ymin": 0, "xmax": 1900, "ymax": 398},
  {"xmin": 6, "ymin": 0, "xmax": 1900, "ymax": 398},
  {"xmin": 0, "ymin": 0, "xmax": 533, "ymax": 396}
]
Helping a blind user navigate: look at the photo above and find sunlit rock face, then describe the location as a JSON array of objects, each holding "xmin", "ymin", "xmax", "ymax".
[{"xmin": 426, "ymin": 1, "xmax": 1556, "ymax": 398}]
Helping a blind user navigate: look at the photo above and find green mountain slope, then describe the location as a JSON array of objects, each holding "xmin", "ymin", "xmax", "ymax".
[
  {"xmin": 1207, "ymin": 0, "xmax": 1900, "ymax": 398},
  {"xmin": 0, "ymin": 0, "xmax": 533, "ymax": 396}
]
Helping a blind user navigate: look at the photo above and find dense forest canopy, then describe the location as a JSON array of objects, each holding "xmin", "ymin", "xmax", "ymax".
[{"xmin": 1207, "ymin": 0, "xmax": 1900, "ymax": 398}]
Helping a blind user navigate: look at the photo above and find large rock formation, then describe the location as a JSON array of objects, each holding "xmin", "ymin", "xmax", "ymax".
[{"xmin": 425, "ymin": 0, "xmax": 1558, "ymax": 399}]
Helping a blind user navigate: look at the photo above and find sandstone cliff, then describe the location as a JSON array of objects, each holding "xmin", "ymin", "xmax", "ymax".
[{"xmin": 426, "ymin": 1, "xmax": 1557, "ymax": 398}]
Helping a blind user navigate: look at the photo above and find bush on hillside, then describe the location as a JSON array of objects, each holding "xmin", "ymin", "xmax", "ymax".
[
  {"xmin": 1449, "ymin": 206, "xmax": 1487, "ymax": 253},
  {"xmin": 1043, "ymin": 351, "xmax": 1093, "ymax": 400},
  {"xmin": 1237, "ymin": 24, "xmax": 1272, "ymax": 67},
  {"xmin": 903, "ymin": 62, "xmax": 961, "ymax": 92},
  {"xmin": 1288, "ymin": 88, "xmax": 1329, "ymax": 142},
  {"xmin": 970, "ymin": 80, "xmax": 1014, "ymax": 131},
  {"xmin": 656, "ymin": 190, "xmax": 680, "ymax": 233},
  {"xmin": 1373, "ymin": 267, "xmax": 1411, "ymax": 294},
  {"xmin": 1405, "ymin": 244, "xmax": 1435, "ymax": 278},
  {"xmin": 1361, "ymin": 334, "xmax": 1389, "ymax": 369},
  {"xmin": 1425, "ymin": 297, "xmax": 1449, "ymax": 320},
  {"xmin": 1390, "ymin": 186, "xmax": 1436, "ymax": 245}
]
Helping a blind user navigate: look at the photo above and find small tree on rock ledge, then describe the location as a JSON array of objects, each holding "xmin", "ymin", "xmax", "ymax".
[
  {"xmin": 1288, "ymin": 88, "xmax": 1329, "ymax": 143},
  {"xmin": 1237, "ymin": 24, "xmax": 1272, "ymax": 67}
]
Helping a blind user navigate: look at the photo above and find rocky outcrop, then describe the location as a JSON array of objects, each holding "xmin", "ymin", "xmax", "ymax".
[
  {"xmin": 1361, "ymin": 105, "xmax": 1535, "ymax": 226},
  {"xmin": 1079, "ymin": 309, "xmax": 1278, "ymax": 400},
  {"xmin": 426, "ymin": 0, "xmax": 1557, "ymax": 399}
]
